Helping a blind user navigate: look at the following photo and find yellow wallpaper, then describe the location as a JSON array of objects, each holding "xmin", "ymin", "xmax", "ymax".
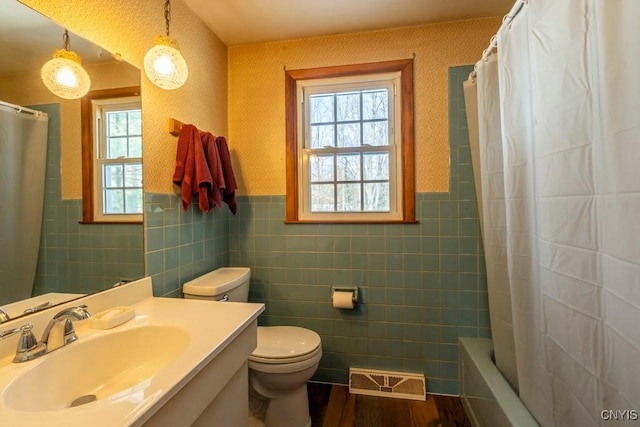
[
  {"xmin": 21, "ymin": 0, "xmax": 228, "ymax": 194},
  {"xmin": 0, "ymin": 61, "xmax": 139, "ymax": 199},
  {"xmin": 228, "ymin": 17, "xmax": 500, "ymax": 194}
]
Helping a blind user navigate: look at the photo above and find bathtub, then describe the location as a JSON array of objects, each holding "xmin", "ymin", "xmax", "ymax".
[{"xmin": 459, "ymin": 337, "xmax": 539, "ymax": 427}]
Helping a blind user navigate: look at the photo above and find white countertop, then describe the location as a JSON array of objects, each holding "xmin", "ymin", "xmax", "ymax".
[{"xmin": 0, "ymin": 295, "xmax": 264, "ymax": 426}]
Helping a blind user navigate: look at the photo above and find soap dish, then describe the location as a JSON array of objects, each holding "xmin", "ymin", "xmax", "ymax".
[{"xmin": 89, "ymin": 306, "xmax": 135, "ymax": 329}]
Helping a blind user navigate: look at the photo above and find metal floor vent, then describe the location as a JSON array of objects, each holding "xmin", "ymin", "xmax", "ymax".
[{"xmin": 349, "ymin": 368, "xmax": 426, "ymax": 401}]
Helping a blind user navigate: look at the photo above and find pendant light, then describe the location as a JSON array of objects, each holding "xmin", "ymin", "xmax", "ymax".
[
  {"xmin": 144, "ymin": 0, "xmax": 188, "ymax": 90},
  {"xmin": 41, "ymin": 30, "xmax": 91, "ymax": 99}
]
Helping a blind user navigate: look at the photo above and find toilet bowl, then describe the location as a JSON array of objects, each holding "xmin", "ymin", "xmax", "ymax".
[{"xmin": 183, "ymin": 268, "xmax": 322, "ymax": 427}]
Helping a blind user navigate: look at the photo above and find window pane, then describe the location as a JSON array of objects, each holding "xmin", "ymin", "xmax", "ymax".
[
  {"xmin": 336, "ymin": 123, "xmax": 360, "ymax": 147},
  {"xmin": 104, "ymin": 189, "xmax": 124, "ymax": 213},
  {"xmin": 309, "ymin": 154, "xmax": 334, "ymax": 182},
  {"xmin": 336, "ymin": 92, "xmax": 360, "ymax": 122},
  {"xmin": 310, "ymin": 124, "xmax": 335, "ymax": 148},
  {"xmin": 125, "ymin": 189, "xmax": 143, "ymax": 214},
  {"xmin": 309, "ymin": 95, "xmax": 334, "ymax": 124},
  {"xmin": 363, "ymin": 90, "xmax": 388, "ymax": 120},
  {"xmin": 104, "ymin": 164, "xmax": 123, "ymax": 187},
  {"xmin": 364, "ymin": 182, "xmax": 390, "ymax": 211},
  {"xmin": 124, "ymin": 163, "xmax": 143, "ymax": 187},
  {"xmin": 310, "ymin": 184, "xmax": 334, "ymax": 212},
  {"xmin": 127, "ymin": 110, "xmax": 142, "ymax": 134},
  {"xmin": 337, "ymin": 154, "xmax": 360, "ymax": 181},
  {"xmin": 107, "ymin": 112, "xmax": 128, "ymax": 136},
  {"xmin": 128, "ymin": 137, "xmax": 142, "ymax": 157},
  {"xmin": 337, "ymin": 183, "xmax": 361, "ymax": 211},
  {"xmin": 108, "ymin": 137, "xmax": 128, "ymax": 158},
  {"xmin": 363, "ymin": 121, "xmax": 389, "ymax": 146},
  {"xmin": 363, "ymin": 152, "xmax": 389, "ymax": 180}
]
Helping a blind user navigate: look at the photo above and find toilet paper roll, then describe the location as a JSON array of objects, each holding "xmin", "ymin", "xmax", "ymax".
[{"xmin": 333, "ymin": 291, "xmax": 354, "ymax": 309}]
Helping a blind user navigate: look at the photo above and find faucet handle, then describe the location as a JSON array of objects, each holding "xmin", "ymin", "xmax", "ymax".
[
  {"xmin": 0, "ymin": 324, "xmax": 47, "ymax": 363},
  {"xmin": 15, "ymin": 324, "xmax": 39, "ymax": 352},
  {"xmin": 0, "ymin": 324, "xmax": 30, "ymax": 340}
]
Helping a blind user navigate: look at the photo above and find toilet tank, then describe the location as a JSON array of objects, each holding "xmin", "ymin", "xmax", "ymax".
[{"xmin": 182, "ymin": 267, "xmax": 251, "ymax": 302}]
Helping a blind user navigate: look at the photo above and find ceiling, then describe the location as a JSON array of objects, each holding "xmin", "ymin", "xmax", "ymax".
[{"xmin": 183, "ymin": 0, "xmax": 515, "ymax": 46}]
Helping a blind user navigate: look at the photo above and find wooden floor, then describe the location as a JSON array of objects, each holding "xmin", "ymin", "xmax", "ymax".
[{"xmin": 308, "ymin": 383, "xmax": 472, "ymax": 427}]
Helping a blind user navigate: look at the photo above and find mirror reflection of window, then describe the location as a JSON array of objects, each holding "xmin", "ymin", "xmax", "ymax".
[
  {"xmin": 80, "ymin": 86, "xmax": 142, "ymax": 224},
  {"xmin": 93, "ymin": 96, "xmax": 143, "ymax": 220}
]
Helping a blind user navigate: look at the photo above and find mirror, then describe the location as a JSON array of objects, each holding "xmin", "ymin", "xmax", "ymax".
[{"xmin": 0, "ymin": 1, "xmax": 143, "ymax": 322}]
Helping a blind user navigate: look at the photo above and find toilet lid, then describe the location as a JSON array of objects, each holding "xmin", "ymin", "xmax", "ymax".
[{"xmin": 251, "ymin": 326, "xmax": 321, "ymax": 361}]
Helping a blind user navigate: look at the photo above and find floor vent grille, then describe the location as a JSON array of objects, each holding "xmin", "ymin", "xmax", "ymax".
[{"xmin": 349, "ymin": 368, "xmax": 426, "ymax": 401}]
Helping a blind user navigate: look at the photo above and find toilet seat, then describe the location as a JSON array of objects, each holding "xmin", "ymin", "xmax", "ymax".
[{"xmin": 250, "ymin": 326, "xmax": 321, "ymax": 364}]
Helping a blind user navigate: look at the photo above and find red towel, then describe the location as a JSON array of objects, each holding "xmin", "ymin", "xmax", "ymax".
[
  {"xmin": 172, "ymin": 124, "xmax": 213, "ymax": 212},
  {"xmin": 200, "ymin": 132, "xmax": 224, "ymax": 210},
  {"xmin": 215, "ymin": 136, "xmax": 238, "ymax": 214}
]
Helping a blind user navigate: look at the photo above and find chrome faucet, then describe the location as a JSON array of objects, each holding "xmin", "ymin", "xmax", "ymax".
[
  {"xmin": 0, "ymin": 305, "xmax": 90, "ymax": 363},
  {"xmin": 41, "ymin": 305, "xmax": 91, "ymax": 351}
]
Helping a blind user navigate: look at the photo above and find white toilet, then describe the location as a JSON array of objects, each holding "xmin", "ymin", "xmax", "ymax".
[{"xmin": 183, "ymin": 267, "xmax": 322, "ymax": 427}]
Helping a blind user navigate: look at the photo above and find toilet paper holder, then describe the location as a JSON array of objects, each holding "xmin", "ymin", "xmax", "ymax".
[{"xmin": 331, "ymin": 287, "xmax": 358, "ymax": 306}]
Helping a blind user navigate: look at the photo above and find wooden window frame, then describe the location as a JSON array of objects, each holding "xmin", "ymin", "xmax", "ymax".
[
  {"xmin": 80, "ymin": 86, "xmax": 142, "ymax": 224},
  {"xmin": 285, "ymin": 59, "xmax": 416, "ymax": 223}
]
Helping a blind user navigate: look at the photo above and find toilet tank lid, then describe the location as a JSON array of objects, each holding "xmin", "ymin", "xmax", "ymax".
[{"xmin": 183, "ymin": 267, "xmax": 250, "ymax": 296}]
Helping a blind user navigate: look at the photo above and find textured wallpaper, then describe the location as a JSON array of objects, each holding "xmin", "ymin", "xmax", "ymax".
[
  {"xmin": 19, "ymin": 0, "xmax": 497, "ymax": 195},
  {"xmin": 21, "ymin": 0, "xmax": 228, "ymax": 194},
  {"xmin": 229, "ymin": 17, "xmax": 501, "ymax": 194}
]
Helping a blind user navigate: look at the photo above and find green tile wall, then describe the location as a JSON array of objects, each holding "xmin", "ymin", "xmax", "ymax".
[
  {"xmin": 226, "ymin": 65, "xmax": 489, "ymax": 395},
  {"xmin": 143, "ymin": 193, "xmax": 230, "ymax": 297},
  {"xmin": 137, "ymin": 65, "xmax": 486, "ymax": 395},
  {"xmin": 33, "ymin": 104, "xmax": 144, "ymax": 296}
]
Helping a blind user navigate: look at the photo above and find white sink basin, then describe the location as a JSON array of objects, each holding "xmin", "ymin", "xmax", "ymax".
[
  {"xmin": 0, "ymin": 283, "xmax": 264, "ymax": 427},
  {"xmin": 3, "ymin": 325, "xmax": 190, "ymax": 412}
]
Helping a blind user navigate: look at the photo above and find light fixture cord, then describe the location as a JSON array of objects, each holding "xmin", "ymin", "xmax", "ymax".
[
  {"xmin": 63, "ymin": 29, "xmax": 71, "ymax": 51},
  {"xmin": 164, "ymin": 0, "xmax": 171, "ymax": 36}
]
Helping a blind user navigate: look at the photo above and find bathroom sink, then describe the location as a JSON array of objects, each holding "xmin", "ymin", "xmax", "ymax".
[
  {"xmin": 0, "ymin": 282, "xmax": 264, "ymax": 427},
  {"xmin": 2, "ymin": 325, "xmax": 190, "ymax": 412}
]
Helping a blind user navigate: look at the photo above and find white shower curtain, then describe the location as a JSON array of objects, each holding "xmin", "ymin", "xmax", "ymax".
[
  {"xmin": 469, "ymin": 55, "xmax": 520, "ymax": 393},
  {"xmin": 0, "ymin": 102, "xmax": 49, "ymax": 306},
  {"xmin": 468, "ymin": 1, "xmax": 640, "ymax": 426}
]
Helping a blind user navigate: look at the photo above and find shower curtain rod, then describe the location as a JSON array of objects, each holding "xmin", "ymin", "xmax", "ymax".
[
  {"xmin": 469, "ymin": 0, "xmax": 528, "ymax": 80},
  {"xmin": 0, "ymin": 100, "xmax": 47, "ymax": 117}
]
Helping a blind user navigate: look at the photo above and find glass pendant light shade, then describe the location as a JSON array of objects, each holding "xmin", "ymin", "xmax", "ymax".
[
  {"xmin": 144, "ymin": 35, "xmax": 188, "ymax": 90},
  {"xmin": 41, "ymin": 48, "xmax": 91, "ymax": 99}
]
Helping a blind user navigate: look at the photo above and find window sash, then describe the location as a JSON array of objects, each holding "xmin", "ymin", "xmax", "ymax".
[
  {"xmin": 92, "ymin": 97, "xmax": 142, "ymax": 222},
  {"xmin": 298, "ymin": 75, "xmax": 402, "ymax": 221}
]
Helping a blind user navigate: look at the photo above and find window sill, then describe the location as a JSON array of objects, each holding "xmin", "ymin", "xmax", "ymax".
[
  {"xmin": 284, "ymin": 219, "xmax": 419, "ymax": 225},
  {"xmin": 79, "ymin": 220, "xmax": 143, "ymax": 225}
]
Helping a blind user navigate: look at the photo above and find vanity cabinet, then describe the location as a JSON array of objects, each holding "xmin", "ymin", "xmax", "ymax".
[{"xmin": 142, "ymin": 321, "xmax": 257, "ymax": 426}]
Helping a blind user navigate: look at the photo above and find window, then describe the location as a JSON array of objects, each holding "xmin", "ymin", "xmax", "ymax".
[
  {"xmin": 285, "ymin": 60, "xmax": 415, "ymax": 223},
  {"xmin": 81, "ymin": 87, "xmax": 142, "ymax": 223}
]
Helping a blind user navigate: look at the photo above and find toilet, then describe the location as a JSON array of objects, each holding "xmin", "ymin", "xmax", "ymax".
[{"xmin": 183, "ymin": 267, "xmax": 322, "ymax": 427}]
